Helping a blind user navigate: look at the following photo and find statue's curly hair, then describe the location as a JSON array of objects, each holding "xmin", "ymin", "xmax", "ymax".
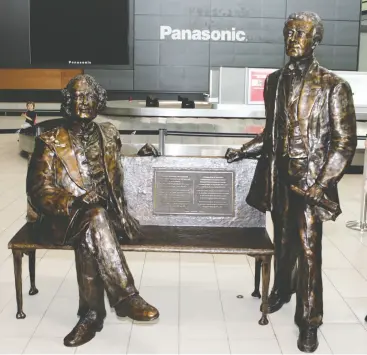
[
  {"xmin": 60, "ymin": 74, "xmax": 107, "ymax": 118},
  {"xmin": 284, "ymin": 11, "xmax": 324, "ymax": 45}
]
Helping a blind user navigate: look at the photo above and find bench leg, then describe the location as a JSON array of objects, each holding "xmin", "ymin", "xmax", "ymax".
[
  {"xmin": 251, "ymin": 257, "xmax": 262, "ymax": 298},
  {"xmin": 258, "ymin": 255, "xmax": 271, "ymax": 326},
  {"xmin": 13, "ymin": 250, "xmax": 26, "ymax": 319},
  {"xmin": 28, "ymin": 251, "xmax": 39, "ymax": 296}
]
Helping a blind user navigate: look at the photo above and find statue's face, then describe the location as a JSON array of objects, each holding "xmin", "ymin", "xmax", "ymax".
[
  {"xmin": 284, "ymin": 19, "xmax": 316, "ymax": 58},
  {"xmin": 70, "ymin": 79, "xmax": 98, "ymax": 121}
]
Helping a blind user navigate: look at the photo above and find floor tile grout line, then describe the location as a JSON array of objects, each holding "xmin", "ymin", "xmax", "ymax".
[
  {"xmin": 0, "ymin": 211, "xmax": 26, "ymax": 236},
  {"xmin": 309, "ymin": 232, "xmax": 361, "ymax": 353},
  {"xmin": 0, "ymin": 179, "xmax": 25, "ymax": 200},
  {"xmin": 0, "ymin": 277, "xmax": 31, "ymax": 316},
  {"xmin": 248, "ymin": 254, "xmax": 284, "ymax": 354},
  {"xmin": 317, "ymin": 318, "xmax": 334, "ymax": 355},
  {"xmin": 324, "ymin": 232, "xmax": 367, "ymax": 287},
  {"xmin": 0, "ymin": 213, "xmax": 27, "ymax": 268},
  {"xmin": 324, "ymin": 228, "xmax": 367, "ymax": 254},
  {"xmin": 0, "ymin": 195, "xmax": 24, "ymax": 213},
  {"xmin": 262, "ymin": 217, "xmax": 286, "ymax": 354},
  {"xmin": 213, "ymin": 253, "xmax": 240, "ymax": 355},
  {"xmin": 323, "ymin": 235, "xmax": 356, "ymax": 269},
  {"xmin": 321, "ymin": 269, "xmax": 367, "ymax": 334},
  {"xmin": 0, "ymin": 206, "xmax": 27, "ymax": 230},
  {"xmin": 0, "ymin": 202, "xmax": 28, "ymax": 233},
  {"xmin": 178, "ymin": 252, "xmax": 181, "ymax": 355},
  {"xmin": 0, "ymin": 257, "xmax": 36, "ymax": 315},
  {"xmin": 323, "ymin": 231, "xmax": 367, "ymax": 320},
  {"xmin": 21, "ymin": 259, "xmax": 75, "ymax": 354},
  {"xmin": 125, "ymin": 251, "xmax": 146, "ymax": 355}
]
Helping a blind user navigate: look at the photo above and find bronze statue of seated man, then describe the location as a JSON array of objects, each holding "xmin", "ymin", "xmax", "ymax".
[{"xmin": 26, "ymin": 74, "xmax": 159, "ymax": 347}]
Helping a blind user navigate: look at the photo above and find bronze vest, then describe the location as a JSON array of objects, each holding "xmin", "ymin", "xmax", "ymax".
[
  {"xmin": 277, "ymin": 72, "xmax": 307, "ymax": 159},
  {"xmin": 69, "ymin": 123, "xmax": 110, "ymax": 199}
]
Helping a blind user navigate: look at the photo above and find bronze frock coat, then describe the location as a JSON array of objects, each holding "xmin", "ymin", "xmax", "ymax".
[
  {"xmin": 26, "ymin": 121, "xmax": 140, "ymax": 245},
  {"xmin": 244, "ymin": 59, "xmax": 357, "ymax": 221}
]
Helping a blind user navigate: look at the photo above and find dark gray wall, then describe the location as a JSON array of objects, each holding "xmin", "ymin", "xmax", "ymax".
[
  {"xmin": 86, "ymin": 0, "xmax": 361, "ymax": 93},
  {"xmin": 0, "ymin": 0, "xmax": 361, "ymax": 94},
  {"xmin": 0, "ymin": 0, "xmax": 30, "ymax": 68}
]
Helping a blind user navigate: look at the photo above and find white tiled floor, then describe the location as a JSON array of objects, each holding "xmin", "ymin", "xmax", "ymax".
[{"xmin": 1, "ymin": 133, "xmax": 367, "ymax": 354}]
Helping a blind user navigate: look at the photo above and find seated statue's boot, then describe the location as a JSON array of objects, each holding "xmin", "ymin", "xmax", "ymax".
[
  {"xmin": 267, "ymin": 291, "xmax": 291, "ymax": 314},
  {"xmin": 77, "ymin": 305, "xmax": 89, "ymax": 318},
  {"xmin": 64, "ymin": 311, "xmax": 103, "ymax": 347},
  {"xmin": 297, "ymin": 327, "xmax": 319, "ymax": 353},
  {"xmin": 115, "ymin": 294, "xmax": 159, "ymax": 321}
]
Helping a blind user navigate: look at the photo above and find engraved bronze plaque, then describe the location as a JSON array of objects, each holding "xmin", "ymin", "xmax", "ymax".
[{"xmin": 153, "ymin": 169, "xmax": 234, "ymax": 216}]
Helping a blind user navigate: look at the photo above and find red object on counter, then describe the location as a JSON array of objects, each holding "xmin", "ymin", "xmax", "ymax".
[{"xmin": 248, "ymin": 69, "xmax": 276, "ymax": 104}]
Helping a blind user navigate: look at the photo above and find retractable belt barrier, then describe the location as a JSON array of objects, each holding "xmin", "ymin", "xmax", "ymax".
[{"xmin": 346, "ymin": 136, "xmax": 367, "ymax": 232}]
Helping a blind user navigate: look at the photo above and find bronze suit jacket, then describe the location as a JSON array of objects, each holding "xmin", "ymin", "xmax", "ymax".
[
  {"xmin": 26, "ymin": 122, "xmax": 139, "ymax": 245},
  {"xmin": 244, "ymin": 59, "xmax": 357, "ymax": 222}
]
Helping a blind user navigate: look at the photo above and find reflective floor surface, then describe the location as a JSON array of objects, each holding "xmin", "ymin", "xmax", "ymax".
[{"xmin": 1, "ymin": 131, "xmax": 367, "ymax": 354}]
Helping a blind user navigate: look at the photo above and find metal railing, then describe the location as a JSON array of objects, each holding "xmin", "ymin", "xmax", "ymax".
[
  {"xmin": 125, "ymin": 129, "xmax": 367, "ymax": 233},
  {"xmin": 0, "ymin": 109, "xmax": 60, "ymax": 117},
  {"xmin": 347, "ymin": 135, "xmax": 367, "ymax": 232},
  {"xmin": 118, "ymin": 128, "xmax": 258, "ymax": 156},
  {"xmin": 119, "ymin": 128, "xmax": 367, "ymax": 152}
]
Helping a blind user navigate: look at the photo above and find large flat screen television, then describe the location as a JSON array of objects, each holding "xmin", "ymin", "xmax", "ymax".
[{"xmin": 29, "ymin": 0, "xmax": 130, "ymax": 67}]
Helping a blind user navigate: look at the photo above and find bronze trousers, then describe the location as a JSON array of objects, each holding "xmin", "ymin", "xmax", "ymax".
[
  {"xmin": 271, "ymin": 208, "xmax": 298, "ymax": 299},
  {"xmin": 72, "ymin": 206, "xmax": 138, "ymax": 320},
  {"xmin": 273, "ymin": 173, "xmax": 323, "ymax": 329}
]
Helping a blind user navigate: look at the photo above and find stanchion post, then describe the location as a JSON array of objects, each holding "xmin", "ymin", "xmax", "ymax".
[
  {"xmin": 346, "ymin": 135, "xmax": 367, "ymax": 232},
  {"xmin": 158, "ymin": 129, "xmax": 166, "ymax": 156}
]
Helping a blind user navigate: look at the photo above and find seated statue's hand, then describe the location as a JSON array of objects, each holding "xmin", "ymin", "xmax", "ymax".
[
  {"xmin": 225, "ymin": 148, "xmax": 246, "ymax": 163},
  {"xmin": 69, "ymin": 191, "xmax": 107, "ymax": 215},
  {"xmin": 81, "ymin": 191, "xmax": 106, "ymax": 206},
  {"xmin": 137, "ymin": 143, "xmax": 159, "ymax": 157}
]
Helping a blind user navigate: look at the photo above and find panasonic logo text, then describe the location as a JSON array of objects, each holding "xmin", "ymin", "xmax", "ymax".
[{"xmin": 160, "ymin": 26, "xmax": 247, "ymax": 42}]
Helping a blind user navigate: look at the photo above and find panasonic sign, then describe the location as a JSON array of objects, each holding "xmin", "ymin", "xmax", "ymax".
[{"xmin": 160, "ymin": 26, "xmax": 247, "ymax": 42}]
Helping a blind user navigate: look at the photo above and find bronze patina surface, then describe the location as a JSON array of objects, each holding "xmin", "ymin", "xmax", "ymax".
[
  {"xmin": 226, "ymin": 11, "xmax": 357, "ymax": 353},
  {"xmin": 26, "ymin": 74, "xmax": 159, "ymax": 347}
]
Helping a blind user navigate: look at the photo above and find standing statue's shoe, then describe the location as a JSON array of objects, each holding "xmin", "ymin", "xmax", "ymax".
[
  {"xmin": 64, "ymin": 311, "xmax": 103, "ymax": 347},
  {"xmin": 297, "ymin": 327, "xmax": 319, "ymax": 353},
  {"xmin": 115, "ymin": 294, "xmax": 159, "ymax": 321},
  {"xmin": 267, "ymin": 291, "xmax": 292, "ymax": 313}
]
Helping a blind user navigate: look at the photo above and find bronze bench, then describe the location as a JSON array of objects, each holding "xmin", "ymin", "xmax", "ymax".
[
  {"xmin": 9, "ymin": 223, "xmax": 273, "ymax": 325},
  {"xmin": 8, "ymin": 155, "xmax": 274, "ymax": 325}
]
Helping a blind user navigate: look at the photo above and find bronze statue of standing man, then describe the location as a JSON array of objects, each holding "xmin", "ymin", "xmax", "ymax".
[
  {"xmin": 226, "ymin": 12, "xmax": 357, "ymax": 352},
  {"xmin": 27, "ymin": 74, "xmax": 159, "ymax": 347}
]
